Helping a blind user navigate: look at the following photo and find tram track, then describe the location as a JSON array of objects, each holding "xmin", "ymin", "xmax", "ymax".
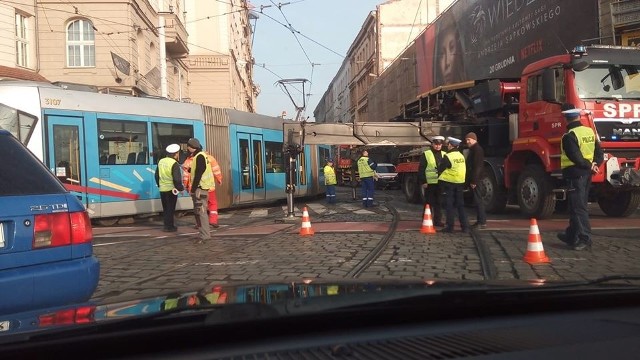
[{"xmin": 344, "ymin": 194, "xmax": 496, "ymax": 280}]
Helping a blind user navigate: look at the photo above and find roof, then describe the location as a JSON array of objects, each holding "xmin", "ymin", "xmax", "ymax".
[{"xmin": 0, "ymin": 66, "xmax": 49, "ymax": 83}]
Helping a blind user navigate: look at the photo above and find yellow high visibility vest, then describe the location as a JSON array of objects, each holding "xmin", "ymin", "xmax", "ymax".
[
  {"xmin": 561, "ymin": 126, "xmax": 595, "ymax": 169},
  {"xmin": 357, "ymin": 157, "xmax": 374, "ymax": 178},
  {"xmin": 439, "ymin": 151, "xmax": 466, "ymax": 184},
  {"xmin": 157, "ymin": 157, "xmax": 177, "ymax": 192},
  {"xmin": 190, "ymin": 152, "xmax": 214, "ymax": 190},
  {"xmin": 324, "ymin": 165, "xmax": 337, "ymax": 185},
  {"xmin": 423, "ymin": 150, "xmax": 438, "ymax": 184}
]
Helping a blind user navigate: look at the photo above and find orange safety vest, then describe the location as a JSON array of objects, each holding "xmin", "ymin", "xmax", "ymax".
[{"xmin": 182, "ymin": 151, "xmax": 223, "ymax": 192}]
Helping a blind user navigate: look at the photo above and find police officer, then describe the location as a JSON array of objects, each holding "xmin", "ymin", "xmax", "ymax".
[
  {"xmin": 357, "ymin": 149, "xmax": 377, "ymax": 207},
  {"xmin": 557, "ymin": 104, "xmax": 603, "ymax": 251},
  {"xmin": 438, "ymin": 137, "xmax": 469, "ymax": 233},
  {"xmin": 154, "ymin": 143, "xmax": 184, "ymax": 232},
  {"xmin": 418, "ymin": 136, "xmax": 445, "ymax": 226},
  {"xmin": 187, "ymin": 138, "xmax": 214, "ymax": 244},
  {"xmin": 323, "ymin": 159, "xmax": 337, "ymax": 204}
]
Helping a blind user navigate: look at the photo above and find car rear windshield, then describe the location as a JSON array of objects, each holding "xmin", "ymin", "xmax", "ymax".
[
  {"xmin": 0, "ymin": 135, "xmax": 67, "ymax": 195},
  {"xmin": 377, "ymin": 165, "xmax": 396, "ymax": 173}
]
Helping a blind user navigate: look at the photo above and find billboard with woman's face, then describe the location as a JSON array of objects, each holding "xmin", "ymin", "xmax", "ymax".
[{"xmin": 416, "ymin": 0, "xmax": 599, "ymax": 94}]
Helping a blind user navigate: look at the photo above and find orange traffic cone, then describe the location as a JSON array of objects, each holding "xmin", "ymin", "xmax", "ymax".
[
  {"xmin": 420, "ymin": 204, "xmax": 436, "ymax": 234},
  {"xmin": 300, "ymin": 207, "xmax": 315, "ymax": 236},
  {"xmin": 523, "ymin": 218, "xmax": 550, "ymax": 264}
]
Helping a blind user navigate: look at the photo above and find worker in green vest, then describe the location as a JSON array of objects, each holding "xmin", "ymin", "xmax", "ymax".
[
  {"xmin": 357, "ymin": 149, "xmax": 377, "ymax": 207},
  {"xmin": 418, "ymin": 136, "xmax": 445, "ymax": 227},
  {"xmin": 438, "ymin": 137, "xmax": 470, "ymax": 233},
  {"xmin": 154, "ymin": 143, "xmax": 185, "ymax": 232},
  {"xmin": 324, "ymin": 159, "xmax": 338, "ymax": 203},
  {"xmin": 187, "ymin": 137, "xmax": 214, "ymax": 244}
]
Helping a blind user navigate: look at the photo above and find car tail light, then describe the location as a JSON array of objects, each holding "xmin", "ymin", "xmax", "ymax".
[
  {"xmin": 33, "ymin": 211, "xmax": 93, "ymax": 248},
  {"xmin": 70, "ymin": 211, "xmax": 93, "ymax": 244},
  {"xmin": 39, "ymin": 306, "xmax": 96, "ymax": 327}
]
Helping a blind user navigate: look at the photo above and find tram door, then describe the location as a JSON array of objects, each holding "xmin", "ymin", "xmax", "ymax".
[
  {"xmin": 237, "ymin": 133, "xmax": 266, "ymax": 202},
  {"xmin": 46, "ymin": 115, "xmax": 88, "ymax": 206}
]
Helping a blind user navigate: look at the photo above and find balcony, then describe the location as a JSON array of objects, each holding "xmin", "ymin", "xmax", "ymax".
[
  {"xmin": 162, "ymin": 12, "xmax": 189, "ymax": 56},
  {"xmin": 611, "ymin": 0, "xmax": 640, "ymax": 27}
]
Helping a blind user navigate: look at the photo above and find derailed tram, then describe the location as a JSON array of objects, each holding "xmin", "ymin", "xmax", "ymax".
[{"xmin": 0, "ymin": 80, "xmax": 330, "ymax": 225}]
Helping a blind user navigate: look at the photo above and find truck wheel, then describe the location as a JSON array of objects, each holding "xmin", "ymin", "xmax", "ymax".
[
  {"xmin": 516, "ymin": 165, "xmax": 556, "ymax": 219},
  {"xmin": 479, "ymin": 166, "xmax": 507, "ymax": 213},
  {"xmin": 402, "ymin": 174, "xmax": 421, "ymax": 203},
  {"xmin": 598, "ymin": 190, "xmax": 640, "ymax": 217}
]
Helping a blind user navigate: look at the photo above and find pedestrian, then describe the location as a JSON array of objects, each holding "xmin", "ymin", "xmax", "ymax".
[
  {"xmin": 154, "ymin": 143, "xmax": 184, "ymax": 232},
  {"xmin": 357, "ymin": 149, "xmax": 377, "ymax": 207},
  {"xmin": 183, "ymin": 150, "xmax": 223, "ymax": 228},
  {"xmin": 557, "ymin": 104, "xmax": 603, "ymax": 251},
  {"xmin": 323, "ymin": 158, "xmax": 337, "ymax": 204},
  {"xmin": 186, "ymin": 138, "xmax": 214, "ymax": 244},
  {"xmin": 465, "ymin": 132, "xmax": 487, "ymax": 229},
  {"xmin": 438, "ymin": 137, "xmax": 470, "ymax": 233},
  {"xmin": 418, "ymin": 136, "xmax": 445, "ymax": 226}
]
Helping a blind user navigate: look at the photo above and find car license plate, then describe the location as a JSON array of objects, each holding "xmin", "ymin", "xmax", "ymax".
[
  {"xmin": 0, "ymin": 222, "xmax": 4, "ymax": 248},
  {"xmin": 0, "ymin": 321, "xmax": 9, "ymax": 332}
]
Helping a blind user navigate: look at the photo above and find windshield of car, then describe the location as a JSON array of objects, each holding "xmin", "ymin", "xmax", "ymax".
[{"xmin": 2, "ymin": 1, "xmax": 640, "ymax": 357}]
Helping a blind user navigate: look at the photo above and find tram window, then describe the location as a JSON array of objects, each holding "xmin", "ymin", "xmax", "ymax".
[
  {"xmin": 0, "ymin": 103, "xmax": 37, "ymax": 144},
  {"xmin": 240, "ymin": 139, "xmax": 251, "ymax": 189},
  {"xmin": 98, "ymin": 119, "xmax": 148, "ymax": 165},
  {"xmin": 265, "ymin": 141, "xmax": 284, "ymax": 173},
  {"xmin": 298, "ymin": 151, "xmax": 307, "ymax": 185},
  {"xmin": 319, "ymin": 147, "xmax": 331, "ymax": 171},
  {"xmin": 52, "ymin": 125, "xmax": 81, "ymax": 186},
  {"xmin": 253, "ymin": 139, "xmax": 264, "ymax": 189},
  {"xmin": 151, "ymin": 122, "xmax": 194, "ymax": 165}
]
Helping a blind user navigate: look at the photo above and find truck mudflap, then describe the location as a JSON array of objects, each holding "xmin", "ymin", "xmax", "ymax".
[{"xmin": 605, "ymin": 157, "xmax": 640, "ymax": 187}]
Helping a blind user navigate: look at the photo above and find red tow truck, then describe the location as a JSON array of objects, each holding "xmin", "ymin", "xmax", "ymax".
[{"xmin": 396, "ymin": 45, "xmax": 640, "ymax": 218}]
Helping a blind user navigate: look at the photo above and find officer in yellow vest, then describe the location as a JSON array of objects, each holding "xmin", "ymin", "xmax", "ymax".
[
  {"xmin": 187, "ymin": 138, "xmax": 214, "ymax": 244},
  {"xmin": 357, "ymin": 149, "xmax": 377, "ymax": 207},
  {"xmin": 418, "ymin": 136, "xmax": 445, "ymax": 226},
  {"xmin": 323, "ymin": 159, "xmax": 337, "ymax": 204},
  {"xmin": 154, "ymin": 144, "xmax": 184, "ymax": 232},
  {"xmin": 438, "ymin": 137, "xmax": 470, "ymax": 233},
  {"xmin": 557, "ymin": 104, "xmax": 603, "ymax": 251}
]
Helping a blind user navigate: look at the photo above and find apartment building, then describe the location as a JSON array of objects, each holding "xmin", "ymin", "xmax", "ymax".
[
  {"xmin": 185, "ymin": 0, "xmax": 257, "ymax": 111},
  {"xmin": 314, "ymin": 0, "xmax": 454, "ymax": 123},
  {"xmin": 0, "ymin": 0, "xmax": 256, "ymax": 111}
]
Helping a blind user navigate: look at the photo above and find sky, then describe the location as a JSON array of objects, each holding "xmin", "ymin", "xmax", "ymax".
[{"xmin": 250, "ymin": 0, "xmax": 382, "ymax": 120}]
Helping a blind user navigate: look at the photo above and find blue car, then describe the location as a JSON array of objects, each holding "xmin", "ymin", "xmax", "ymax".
[{"xmin": 0, "ymin": 130, "xmax": 99, "ymax": 315}]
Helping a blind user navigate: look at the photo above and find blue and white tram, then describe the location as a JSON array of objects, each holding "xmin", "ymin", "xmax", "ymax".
[
  {"xmin": 0, "ymin": 80, "xmax": 331, "ymax": 223},
  {"xmin": 0, "ymin": 80, "xmax": 204, "ymax": 224},
  {"xmin": 207, "ymin": 109, "xmax": 330, "ymax": 209}
]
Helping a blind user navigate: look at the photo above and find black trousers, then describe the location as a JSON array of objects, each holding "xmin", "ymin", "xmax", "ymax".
[
  {"xmin": 565, "ymin": 175, "xmax": 592, "ymax": 246},
  {"xmin": 160, "ymin": 191, "xmax": 178, "ymax": 229}
]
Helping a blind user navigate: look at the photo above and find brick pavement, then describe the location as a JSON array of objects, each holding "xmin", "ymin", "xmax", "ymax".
[{"xmin": 91, "ymin": 186, "xmax": 640, "ymax": 304}]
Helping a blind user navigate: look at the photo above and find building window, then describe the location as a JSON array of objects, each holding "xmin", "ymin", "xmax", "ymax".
[
  {"xmin": 67, "ymin": 19, "xmax": 95, "ymax": 67},
  {"xmin": 15, "ymin": 13, "xmax": 28, "ymax": 67}
]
